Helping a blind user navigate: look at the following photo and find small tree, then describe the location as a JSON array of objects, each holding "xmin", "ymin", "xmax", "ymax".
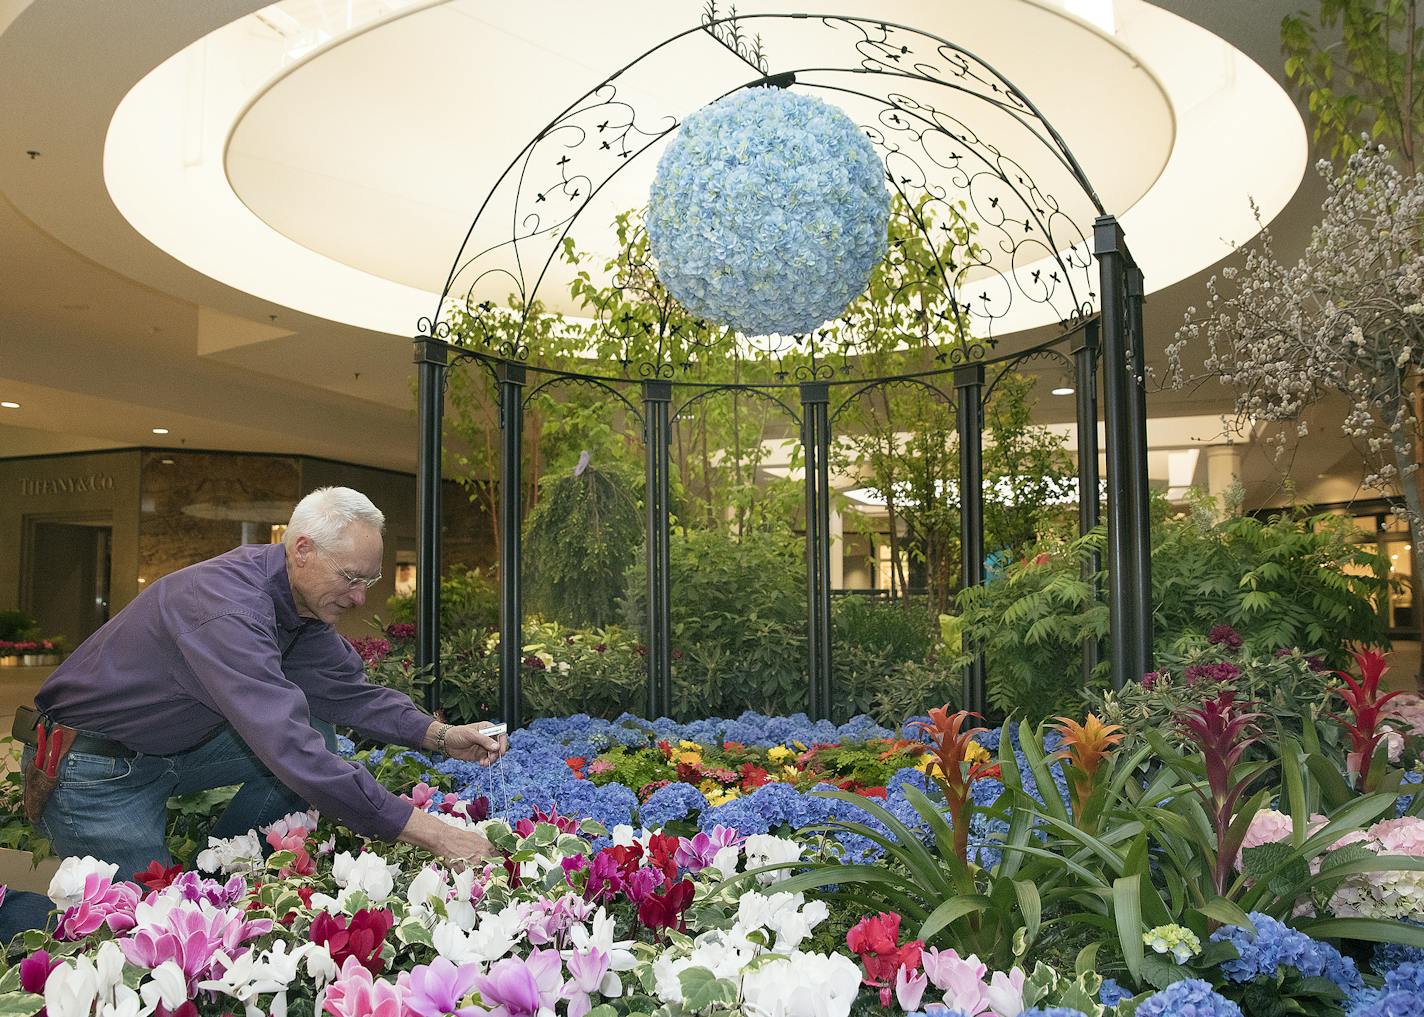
[{"xmin": 1167, "ymin": 146, "xmax": 1424, "ymax": 675}]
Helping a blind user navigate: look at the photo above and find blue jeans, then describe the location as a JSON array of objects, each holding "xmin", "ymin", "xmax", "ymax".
[{"xmin": 21, "ymin": 721, "xmax": 336, "ymax": 882}]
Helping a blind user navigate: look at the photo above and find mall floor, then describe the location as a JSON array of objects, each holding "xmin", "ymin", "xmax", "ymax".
[{"xmin": 0, "ymin": 644, "xmax": 1419, "ymax": 893}]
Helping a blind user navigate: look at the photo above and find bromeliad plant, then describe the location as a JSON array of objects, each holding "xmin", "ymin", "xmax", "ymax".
[
  {"xmin": 1051, "ymin": 714, "xmax": 1126, "ymax": 834},
  {"xmin": 1331, "ymin": 647, "xmax": 1403, "ymax": 791},
  {"xmin": 908, "ymin": 707, "xmax": 993, "ymax": 865}
]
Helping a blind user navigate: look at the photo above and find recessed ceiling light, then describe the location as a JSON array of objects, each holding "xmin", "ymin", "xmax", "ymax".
[
  {"xmin": 1050, "ymin": 386, "xmax": 1075, "ymax": 396},
  {"xmin": 152, "ymin": 427, "xmax": 169, "ymax": 434},
  {"xmin": 159, "ymin": 458, "xmax": 175, "ymax": 465},
  {"xmin": 0, "ymin": 401, "xmax": 18, "ymax": 409}
]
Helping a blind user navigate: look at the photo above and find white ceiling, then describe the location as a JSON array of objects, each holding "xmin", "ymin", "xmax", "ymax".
[{"xmin": 0, "ymin": 0, "xmax": 1364, "ymax": 506}]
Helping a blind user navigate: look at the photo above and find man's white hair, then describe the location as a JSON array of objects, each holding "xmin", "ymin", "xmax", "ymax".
[{"xmin": 284, "ymin": 487, "xmax": 385, "ymax": 552}]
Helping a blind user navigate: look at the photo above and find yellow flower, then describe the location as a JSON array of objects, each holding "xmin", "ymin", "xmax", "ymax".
[
  {"xmin": 678, "ymin": 751, "xmax": 703, "ymax": 766},
  {"xmin": 782, "ymin": 766, "xmax": 800, "ymax": 779},
  {"xmin": 767, "ymin": 746, "xmax": 792, "ymax": 763},
  {"xmin": 706, "ymin": 787, "xmax": 741, "ymax": 806},
  {"xmin": 793, "ymin": 741, "xmax": 807, "ymax": 751},
  {"xmin": 963, "ymin": 740, "xmax": 990, "ymax": 765},
  {"xmin": 679, "ymin": 740, "xmax": 702, "ymax": 751}
]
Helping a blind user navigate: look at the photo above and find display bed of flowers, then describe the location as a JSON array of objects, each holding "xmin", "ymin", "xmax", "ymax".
[{"xmin": 5, "ymin": 648, "xmax": 1424, "ymax": 1017}]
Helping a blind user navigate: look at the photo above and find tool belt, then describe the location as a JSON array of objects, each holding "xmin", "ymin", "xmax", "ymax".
[{"xmin": 12, "ymin": 706, "xmax": 134, "ymax": 823}]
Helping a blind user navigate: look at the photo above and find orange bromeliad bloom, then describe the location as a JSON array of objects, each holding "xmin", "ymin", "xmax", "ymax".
[
  {"xmin": 1051, "ymin": 713, "xmax": 1126, "ymax": 819},
  {"xmin": 908, "ymin": 706, "xmax": 992, "ymax": 864}
]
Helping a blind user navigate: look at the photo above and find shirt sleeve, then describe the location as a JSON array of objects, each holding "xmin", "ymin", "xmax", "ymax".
[
  {"xmin": 281, "ymin": 628, "xmax": 433, "ymax": 749},
  {"xmin": 173, "ymin": 611, "xmax": 415, "ymax": 841}
]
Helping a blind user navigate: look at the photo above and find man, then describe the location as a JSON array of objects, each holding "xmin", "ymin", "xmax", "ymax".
[{"xmin": 18, "ymin": 486, "xmax": 504, "ymax": 879}]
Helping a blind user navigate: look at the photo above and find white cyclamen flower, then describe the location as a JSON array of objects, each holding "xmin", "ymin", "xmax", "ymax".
[
  {"xmin": 196, "ymin": 831, "xmax": 263, "ymax": 875},
  {"xmin": 331, "ymin": 850, "xmax": 397, "ymax": 902},
  {"xmin": 741, "ymin": 951, "xmax": 862, "ymax": 1017},
  {"xmin": 46, "ymin": 956, "xmax": 100, "ymax": 1017},
  {"xmin": 743, "ymin": 834, "xmax": 803, "ymax": 886},
  {"xmin": 48, "ymin": 855, "xmax": 119, "ymax": 910}
]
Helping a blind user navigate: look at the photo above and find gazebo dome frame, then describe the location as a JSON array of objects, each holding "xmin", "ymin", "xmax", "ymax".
[{"xmin": 412, "ymin": 6, "xmax": 1154, "ymax": 724}]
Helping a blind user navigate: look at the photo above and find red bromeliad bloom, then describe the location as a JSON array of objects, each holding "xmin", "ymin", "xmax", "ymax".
[
  {"xmin": 309, "ymin": 908, "xmax": 394, "ymax": 975},
  {"xmin": 656, "ymin": 739, "xmax": 674, "ymax": 760},
  {"xmin": 566, "ymin": 757, "xmax": 587, "ymax": 780},
  {"xmin": 133, "ymin": 861, "xmax": 182, "ymax": 892},
  {"xmin": 846, "ymin": 912, "xmax": 924, "ymax": 1006},
  {"xmin": 1178, "ymin": 689, "xmax": 1266, "ymax": 900},
  {"xmin": 1330, "ymin": 648, "xmax": 1403, "ymax": 790},
  {"xmin": 637, "ymin": 877, "xmax": 694, "ymax": 937},
  {"xmin": 908, "ymin": 706, "xmax": 992, "ymax": 864}
]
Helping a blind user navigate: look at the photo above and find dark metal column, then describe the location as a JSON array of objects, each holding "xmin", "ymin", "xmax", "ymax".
[
  {"xmin": 643, "ymin": 381, "xmax": 673, "ymax": 719},
  {"xmin": 800, "ymin": 382, "xmax": 833, "ymax": 721},
  {"xmin": 1125, "ymin": 263, "xmax": 1154, "ymax": 672},
  {"xmin": 413, "ymin": 337, "xmax": 447, "ymax": 714},
  {"xmin": 1072, "ymin": 322, "xmax": 1102, "ymax": 685},
  {"xmin": 954, "ymin": 364, "xmax": 986, "ymax": 715},
  {"xmin": 497, "ymin": 362, "xmax": 526, "ymax": 729},
  {"xmin": 1094, "ymin": 216, "xmax": 1150, "ymax": 689}
]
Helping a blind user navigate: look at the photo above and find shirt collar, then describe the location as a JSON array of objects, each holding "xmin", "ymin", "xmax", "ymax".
[{"xmin": 265, "ymin": 543, "xmax": 306, "ymax": 632}]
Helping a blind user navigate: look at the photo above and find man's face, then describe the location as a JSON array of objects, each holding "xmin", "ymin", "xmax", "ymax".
[{"xmin": 288, "ymin": 523, "xmax": 383, "ymax": 625}]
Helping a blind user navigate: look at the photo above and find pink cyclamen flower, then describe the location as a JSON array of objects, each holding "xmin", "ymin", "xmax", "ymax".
[
  {"xmin": 985, "ymin": 968, "xmax": 1028, "ymax": 1017},
  {"xmin": 564, "ymin": 947, "xmax": 610, "ymax": 1017},
  {"xmin": 920, "ymin": 947, "xmax": 989, "ymax": 1013},
  {"xmin": 120, "ymin": 903, "xmax": 272, "ymax": 989},
  {"xmin": 895, "ymin": 963, "xmax": 928, "ymax": 1012},
  {"xmin": 402, "ymin": 782, "xmax": 439, "ymax": 810},
  {"xmin": 473, "ymin": 949, "xmax": 564, "ymax": 1017},
  {"xmin": 674, "ymin": 827, "xmax": 744, "ymax": 874},
  {"xmin": 55, "ymin": 874, "xmax": 140, "ymax": 940},
  {"xmin": 323, "ymin": 955, "xmax": 403, "ymax": 1017},
  {"xmin": 397, "ymin": 957, "xmax": 482, "ymax": 1017},
  {"xmin": 622, "ymin": 865, "xmax": 665, "ymax": 904}
]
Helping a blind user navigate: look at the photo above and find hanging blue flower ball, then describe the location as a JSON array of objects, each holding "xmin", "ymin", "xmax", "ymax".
[{"xmin": 647, "ymin": 86, "xmax": 890, "ymax": 337}]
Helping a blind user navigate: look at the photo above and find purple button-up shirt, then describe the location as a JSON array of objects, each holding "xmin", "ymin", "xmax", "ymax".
[{"xmin": 36, "ymin": 542, "xmax": 428, "ymax": 840}]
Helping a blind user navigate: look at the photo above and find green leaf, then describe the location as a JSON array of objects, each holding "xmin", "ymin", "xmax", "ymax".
[
  {"xmin": 919, "ymin": 894, "xmax": 992, "ymax": 941},
  {"xmin": 1114, "ymin": 875, "xmax": 1145, "ymax": 983},
  {"xmin": 678, "ymin": 967, "xmax": 739, "ymax": 1011},
  {"xmin": 1198, "ymin": 897, "xmax": 1256, "ymax": 933},
  {"xmin": 1140, "ymin": 954, "xmax": 1192, "ymax": 990},
  {"xmin": 1014, "ymin": 879, "xmax": 1042, "ymax": 942},
  {"xmin": 0, "ymin": 994, "xmax": 43, "ymax": 1017},
  {"xmin": 1296, "ymin": 917, "xmax": 1424, "ymax": 947}
]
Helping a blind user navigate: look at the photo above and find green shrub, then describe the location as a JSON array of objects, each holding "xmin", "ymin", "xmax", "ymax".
[
  {"xmin": 624, "ymin": 529, "xmax": 807, "ymax": 717},
  {"xmin": 384, "ymin": 567, "xmax": 499, "ymax": 634},
  {"xmin": 956, "ymin": 505, "xmax": 1390, "ymax": 721},
  {"xmin": 0, "ymin": 610, "xmax": 37, "ymax": 642},
  {"xmin": 524, "ymin": 463, "xmax": 642, "ymax": 627},
  {"xmin": 831, "ymin": 595, "xmax": 936, "ymax": 666}
]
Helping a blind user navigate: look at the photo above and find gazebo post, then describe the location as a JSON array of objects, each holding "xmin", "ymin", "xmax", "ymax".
[
  {"xmin": 800, "ymin": 382, "xmax": 833, "ymax": 721},
  {"xmin": 1095, "ymin": 216, "xmax": 1153, "ymax": 689},
  {"xmin": 413, "ymin": 337, "xmax": 447, "ymax": 714},
  {"xmin": 643, "ymin": 381, "xmax": 674, "ymax": 719},
  {"xmin": 1073, "ymin": 321, "xmax": 1102, "ymax": 684},
  {"xmin": 497, "ymin": 362, "xmax": 526, "ymax": 729},
  {"xmin": 954, "ymin": 364, "xmax": 987, "ymax": 715}
]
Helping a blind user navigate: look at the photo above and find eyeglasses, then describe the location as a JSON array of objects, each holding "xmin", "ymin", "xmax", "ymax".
[{"xmin": 311, "ymin": 541, "xmax": 382, "ymax": 590}]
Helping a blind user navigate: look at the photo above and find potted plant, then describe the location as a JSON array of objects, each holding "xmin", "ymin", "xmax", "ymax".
[{"xmin": 0, "ymin": 642, "xmax": 16, "ymax": 667}]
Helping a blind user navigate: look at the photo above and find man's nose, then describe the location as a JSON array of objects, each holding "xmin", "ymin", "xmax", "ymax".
[{"xmin": 349, "ymin": 584, "xmax": 367, "ymax": 606}]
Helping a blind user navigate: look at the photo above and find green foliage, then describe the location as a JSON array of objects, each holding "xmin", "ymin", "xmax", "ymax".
[
  {"xmin": 0, "ymin": 612, "xmax": 37, "ymax": 643},
  {"xmin": 1282, "ymin": 0, "xmax": 1424, "ymax": 172},
  {"xmin": 384, "ymin": 567, "xmax": 499, "ymax": 634},
  {"xmin": 525, "ymin": 462, "xmax": 642, "ymax": 627},
  {"xmin": 624, "ymin": 529, "xmax": 808, "ymax": 717},
  {"xmin": 956, "ymin": 504, "xmax": 1390, "ymax": 720},
  {"xmin": 832, "ymin": 596, "xmax": 935, "ymax": 665},
  {"xmin": 1087, "ymin": 645, "xmax": 1343, "ymax": 764}
]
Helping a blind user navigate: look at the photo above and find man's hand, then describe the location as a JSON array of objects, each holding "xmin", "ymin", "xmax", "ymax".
[
  {"xmin": 397, "ymin": 807, "xmax": 498, "ymax": 864},
  {"xmin": 424, "ymin": 720, "xmax": 508, "ymax": 765}
]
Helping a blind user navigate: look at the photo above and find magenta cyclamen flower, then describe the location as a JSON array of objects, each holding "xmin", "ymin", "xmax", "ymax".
[
  {"xmin": 55, "ymin": 874, "xmax": 140, "ymax": 940},
  {"xmin": 622, "ymin": 865, "xmax": 666, "ymax": 905},
  {"xmin": 120, "ymin": 903, "xmax": 272, "ymax": 988},
  {"xmin": 581, "ymin": 852, "xmax": 623, "ymax": 903},
  {"xmin": 19, "ymin": 949, "xmax": 60, "ymax": 994},
  {"xmin": 164, "ymin": 871, "xmax": 248, "ymax": 909},
  {"xmin": 674, "ymin": 826, "xmax": 743, "ymax": 874},
  {"xmin": 398, "ymin": 957, "xmax": 482, "ymax": 1017},
  {"xmin": 473, "ymin": 949, "xmax": 564, "ymax": 1017}
]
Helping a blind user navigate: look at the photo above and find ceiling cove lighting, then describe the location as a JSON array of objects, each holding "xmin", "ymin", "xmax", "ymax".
[
  {"xmin": 151, "ymin": 427, "xmax": 170, "ymax": 434},
  {"xmin": 0, "ymin": 401, "xmax": 19, "ymax": 409}
]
